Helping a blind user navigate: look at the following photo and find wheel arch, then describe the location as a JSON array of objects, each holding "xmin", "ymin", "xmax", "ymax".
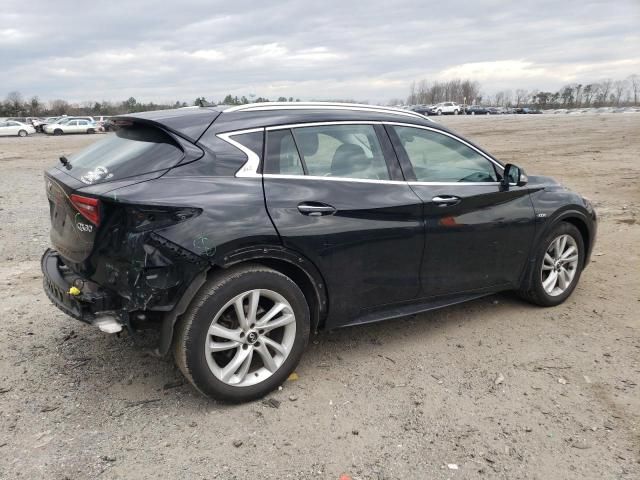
[
  {"xmin": 157, "ymin": 245, "xmax": 328, "ymax": 357},
  {"xmin": 520, "ymin": 208, "xmax": 594, "ymax": 291},
  {"xmin": 561, "ymin": 215, "xmax": 591, "ymax": 261},
  {"xmin": 220, "ymin": 246, "xmax": 329, "ymax": 333}
]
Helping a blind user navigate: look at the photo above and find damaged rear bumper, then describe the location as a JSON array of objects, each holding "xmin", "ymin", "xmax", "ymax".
[{"xmin": 41, "ymin": 248, "xmax": 121, "ymax": 324}]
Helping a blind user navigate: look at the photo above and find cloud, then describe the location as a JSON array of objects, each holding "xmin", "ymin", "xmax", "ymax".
[{"xmin": 0, "ymin": 0, "xmax": 638, "ymax": 103}]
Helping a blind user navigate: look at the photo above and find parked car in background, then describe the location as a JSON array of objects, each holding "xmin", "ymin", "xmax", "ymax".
[
  {"xmin": 43, "ymin": 119, "xmax": 97, "ymax": 135},
  {"xmin": 0, "ymin": 120, "xmax": 36, "ymax": 137},
  {"xmin": 487, "ymin": 107, "xmax": 502, "ymax": 115},
  {"xmin": 94, "ymin": 116, "xmax": 113, "ymax": 131},
  {"xmin": 515, "ymin": 107, "xmax": 543, "ymax": 114},
  {"xmin": 409, "ymin": 105, "xmax": 432, "ymax": 115},
  {"xmin": 428, "ymin": 102, "xmax": 461, "ymax": 115},
  {"xmin": 41, "ymin": 102, "xmax": 596, "ymax": 402},
  {"xmin": 465, "ymin": 105, "xmax": 491, "ymax": 115}
]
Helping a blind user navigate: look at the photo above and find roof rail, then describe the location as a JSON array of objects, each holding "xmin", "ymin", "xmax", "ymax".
[{"xmin": 223, "ymin": 102, "xmax": 432, "ymax": 121}]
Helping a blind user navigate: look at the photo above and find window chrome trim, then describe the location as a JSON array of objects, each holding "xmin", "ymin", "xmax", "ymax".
[
  {"xmin": 222, "ymin": 120, "xmax": 504, "ymax": 183},
  {"xmin": 262, "ymin": 173, "xmax": 407, "ymax": 185},
  {"xmin": 217, "ymin": 128, "xmax": 264, "ymax": 178}
]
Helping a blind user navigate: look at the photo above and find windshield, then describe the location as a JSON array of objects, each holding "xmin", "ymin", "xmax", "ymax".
[{"xmin": 63, "ymin": 124, "xmax": 184, "ymax": 185}]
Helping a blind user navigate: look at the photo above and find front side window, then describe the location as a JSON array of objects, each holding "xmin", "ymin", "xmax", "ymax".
[
  {"xmin": 291, "ymin": 124, "xmax": 389, "ymax": 180},
  {"xmin": 392, "ymin": 126, "xmax": 498, "ymax": 183}
]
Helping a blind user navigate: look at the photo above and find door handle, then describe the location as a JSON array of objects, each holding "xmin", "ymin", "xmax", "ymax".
[
  {"xmin": 297, "ymin": 203, "xmax": 337, "ymax": 216},
  {"xmin": 432, "ymin": 195, "xmax": 461, "ymax": 206}
]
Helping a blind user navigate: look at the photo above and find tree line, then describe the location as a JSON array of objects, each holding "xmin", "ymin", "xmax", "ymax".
[
  {"xmin": 0, "ymin": 93, "xmax": 303, "ymax": 117},
  {"xmin": 402, "ymin": 75, "xmax": 639, "ymax": 108},
  {"xmin": 1, "ymin": 74, "xmax": 638, "ymax": 117}
]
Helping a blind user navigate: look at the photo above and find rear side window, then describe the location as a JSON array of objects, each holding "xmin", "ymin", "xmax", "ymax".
[
  {"xmin": 265, "ymin": 130, "xmax": 304, "ymax": 175},
  {"xmin": 264, "ymin": 124, "xmax": 389, "ymax": 180},
  {"xmin": 291, "ymin": 125, "xmax": 389, "ymax": 180},
  {"xmin": 65, "ymin": 124, "xmax": 184, "ymax": 184}
]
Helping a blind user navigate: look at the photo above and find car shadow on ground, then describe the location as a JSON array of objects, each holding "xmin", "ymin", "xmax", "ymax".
[{"xmin": 50, "ymin": 291, "xmax": 536, "ymax": 411}]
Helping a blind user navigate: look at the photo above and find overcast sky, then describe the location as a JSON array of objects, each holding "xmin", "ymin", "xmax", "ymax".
[{"xmin": 1, "ymin": 0, "xmax": 638, "ymax": 104}]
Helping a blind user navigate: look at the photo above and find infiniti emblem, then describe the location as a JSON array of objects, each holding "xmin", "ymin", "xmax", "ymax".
[{"xmin": 247, "ymin": 331, "xmax": 258, "ymax": 344}]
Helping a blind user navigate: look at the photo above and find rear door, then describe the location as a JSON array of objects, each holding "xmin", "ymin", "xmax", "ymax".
[
  {"xmin": 262, "ymin": 122, "xmax": 424, "ymax": 326},
  {"xmin": 387, "ymin": 123, "xmax": 535, "ymax": 297}
]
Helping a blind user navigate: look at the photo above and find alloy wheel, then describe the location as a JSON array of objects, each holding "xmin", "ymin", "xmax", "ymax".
[
  {"xmin": 541, "ymin": 234, "xmax": 579, "ymax": 296},
  {"xmin": 204, "ymin": 289, "xmax": 296, "ymax": 387}
]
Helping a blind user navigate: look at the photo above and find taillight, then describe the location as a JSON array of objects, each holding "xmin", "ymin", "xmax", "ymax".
[{"xmin": 70, "ymin": 194, "xmax": 101, "ymax": 226}]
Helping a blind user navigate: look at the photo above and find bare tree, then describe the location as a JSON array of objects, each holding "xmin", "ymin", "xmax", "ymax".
[
  {"xmin": 29, "ymin": 96, "xmax": 41, "ymax": 115},
  {"xmin": 613, "ymin": 80, "xmax": 627, "ymax": 105},
  {"xmin": 582, "ymin": 84, "xmax": 594, "ymax": 105},
  {"xmin": 598, "ymin": 79, "xmax": 613, "ymax": 106},
  {"xmin": 6, "ymin": 91, "xmax": 24, "ymax": 115},
  {"xmin": 514, "ymin": 89, "xmax": 528, "ymax": 107},
  {"xmin": 629, "ymin": 74, "xmax": 639, "ymax": 105},
  {"xmin": 49, "ymin": 99, "xmax": 70, "ymax": 115}
]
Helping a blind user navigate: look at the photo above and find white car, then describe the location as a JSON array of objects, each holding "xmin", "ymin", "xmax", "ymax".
[
  {"xmin": 428, "ymin": 102, "xmax": 462, "ymax": 115},
  {"xmin": 0, "ymin": 120, "xmax": 36, "ymax": 137},
  {"xmin": 44, "ymin": 119, "xmax": 98, "ymax": 135}
]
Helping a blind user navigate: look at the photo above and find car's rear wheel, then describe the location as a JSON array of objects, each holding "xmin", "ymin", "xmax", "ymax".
[
  {"xmin": 173, "ymin": 264, "xmax": 310, "ymax": 402},
  {"xmin": 18, "ymin": 129, "xmax": 27, "ymax": 137},
  {"xmin": 454, "ymin": 109, "xmax": 459, "ymax": 115},
  {"xmin": 53, "ymin": 129, "xmax": 63, "ymax": 136},
  {"xmin": 486, "ymin": 112, "xmax": 490, "ymax": 115},
  {"xmin": 518, "ymin": 222, "xmax": 584, "ymax": 306},
  {"xmin": 87, "ymin": 128, "xmax": 95, "ymax": 134},
  {"xmin": 471, "ymin": 111, "xmax": 475, "ymax": 115},
  {"xmin": 437, "ymin": 110, "xmax": 442, "ymax": 115}
]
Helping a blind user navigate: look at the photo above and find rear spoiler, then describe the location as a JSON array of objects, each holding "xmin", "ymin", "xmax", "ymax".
[{"xmin": 114, "ymin": 107, "xmax": 223, "ymax": 143}]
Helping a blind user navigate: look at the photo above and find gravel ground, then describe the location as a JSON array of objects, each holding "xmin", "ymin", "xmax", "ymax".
[{"xmin": 0, "ymin": 114, "xmax": 638, "ymax": 479}]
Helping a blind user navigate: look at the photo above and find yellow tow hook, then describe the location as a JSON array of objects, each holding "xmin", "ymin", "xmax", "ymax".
[{"xmin": 68, "ymin": 286, "xmax": 81, "ymax": 296}]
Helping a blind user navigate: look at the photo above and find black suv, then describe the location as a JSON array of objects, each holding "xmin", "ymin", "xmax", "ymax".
[{"xmin": 42, "ymin": 103, "xmax": 597, "ymax": 402}]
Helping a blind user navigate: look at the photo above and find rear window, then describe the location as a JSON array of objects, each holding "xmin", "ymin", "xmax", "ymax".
[{"xmin": 64, "ymin": 124, "xmax": 184, "ymax": 184}]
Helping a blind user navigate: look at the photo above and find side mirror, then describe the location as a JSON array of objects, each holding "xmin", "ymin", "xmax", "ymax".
[{"xmin": 502, "ymin": 163, "xmax": 528, "ymax": 189}]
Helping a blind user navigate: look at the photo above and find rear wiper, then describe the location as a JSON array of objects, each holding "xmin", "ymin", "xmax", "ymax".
[{"xmin": 59, "ymin": 156, "xmax": 72, "ymax": 169}]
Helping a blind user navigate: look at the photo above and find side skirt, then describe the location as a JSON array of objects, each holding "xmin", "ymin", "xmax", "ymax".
[{"xmin": 337, "ymin": 288, "xmax": 507, "ymax": 329}]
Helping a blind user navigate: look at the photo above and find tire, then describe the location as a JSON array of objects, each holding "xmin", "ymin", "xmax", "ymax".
[
  {"xmin": 454, "ymin": 109, "xmax": 459, "ymax": 115},
  {"xmin": 486, "ymin": 112, "xmax": 490, "ymax": 115},
  {"xmin": 437, "ymin": 110, "xmax": 442, "ymax": 116},
  {"xmin": 517, "ymin": 222, "xmax": 584, "ymax": 307},
  {"xmin": 471, "ymin": 111, "xmax": 475, "ymax": 116},
  {"xmin": 18, "ymin": 129, "xmax": 27, "ymax": 137},
  {"xmin": 173, "ymin": 264, "xmax": 310, "ymax": 402},
  {"xmin": 87, "ymin": 129, "xmax": 95, "ymax": 134},
  {"xmin": 53, "ymin": 129, "xmax": 63, "ymax": 136}
]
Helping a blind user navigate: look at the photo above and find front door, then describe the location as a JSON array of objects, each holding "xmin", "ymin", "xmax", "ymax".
[
  {"xmin": 387, "ymin": 124, "xmax": 536, "ymax": 298},
  {"xmin": 262, "ymin": 122, "xmax": 424, "ymax": 325}
]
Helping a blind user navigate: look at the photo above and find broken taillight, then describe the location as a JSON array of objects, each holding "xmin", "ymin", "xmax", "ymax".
[{"xmin": 70, "ymin": 194, "xmax": 101, "ymax": 226}]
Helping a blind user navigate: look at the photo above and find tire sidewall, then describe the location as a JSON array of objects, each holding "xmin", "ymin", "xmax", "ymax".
[
  {"xmin": 18, "ymin": 130, "xmax": 27, "ymax": 137},
  {"xmin": 532, "ymin": 222, "xmax": 585, "ymax": 306},
  {"xmin": 181, "ymin": 269, "xmax": 310, "ymax": 402}
]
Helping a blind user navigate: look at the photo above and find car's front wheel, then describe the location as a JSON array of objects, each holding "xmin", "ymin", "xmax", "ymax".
[
  {"xmin": 18, "ymin": 129, "xmax": 28, "ymax": 137},
  {"xmin": 174, "ymin": 264, "xmax": 310, "ymax": 402},
  {"xmin": 518, "ymin": 222, "xmax": 584, "ymax": 306},
  {"xmin": 53, "ymin": 129, "xmax": 63, "ymax": 136}
]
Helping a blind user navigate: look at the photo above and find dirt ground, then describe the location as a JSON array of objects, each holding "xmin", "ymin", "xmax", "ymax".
[{"xmin": 0, "ymin": 114, "xmax": 638, "ymax": 480}]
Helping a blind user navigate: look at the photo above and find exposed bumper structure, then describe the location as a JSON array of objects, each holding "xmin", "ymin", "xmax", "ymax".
[{"xmin": 42, "ymin": 248, "xmax": 121, "ymax": 324}]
